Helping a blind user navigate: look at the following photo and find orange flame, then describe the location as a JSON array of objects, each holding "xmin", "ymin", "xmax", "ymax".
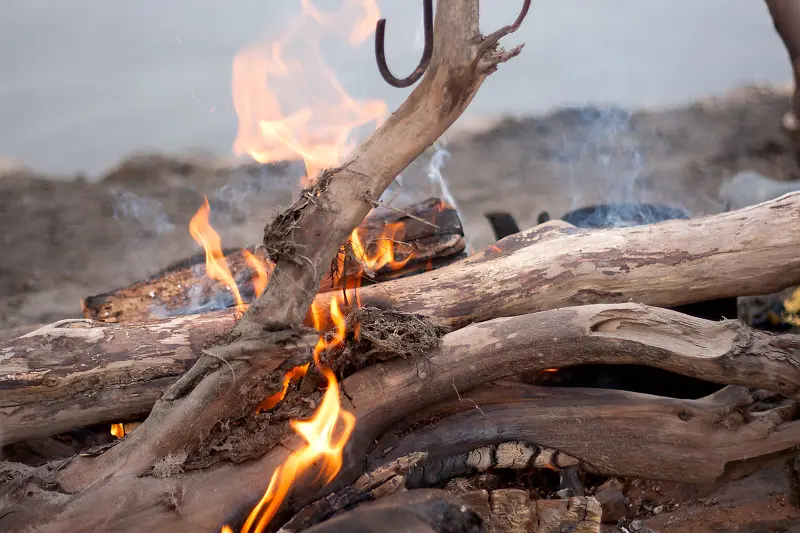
[
  {"xmin": 230, "ymin": 296, "xmax": 355, "ymax": 533},
  {"xmin": 232, "ymin": 0, "xmax": 387, "ymax": 185},
  {"xmin": 189, "ymin": 197, "xmax": 246, "ymax": 312},
  {"xmin": 349, "ymin": 222, "xmax": 412, "ymax": 273},
  {"xmin": 258, "ymin": 363, "xmax": 310, "ymax": 411},
  {"xmin": 243, "ymin": 249, "xmax": 273, "ymax": 298},
  {"xmin": 110, "ymin": 423, "xmax": 125, "ymax": 439}
]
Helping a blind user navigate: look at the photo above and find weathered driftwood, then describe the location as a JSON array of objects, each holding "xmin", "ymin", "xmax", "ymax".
[
  {"xmin": 370, "ymin": 383, "xmax": 800, "ymax": 484},
  {"xmin": 82, "ymin": 198, "xmax": 465, "ymax": 324},
  {"xmin": 5, "ymin": 225, "xmax": 800, "ymax": 445},
  {"xmin": 318, "ymin": 192, "xmax": 800, "ymax": 329}
]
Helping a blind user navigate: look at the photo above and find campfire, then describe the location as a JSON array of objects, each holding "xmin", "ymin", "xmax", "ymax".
[{"xmin": 2, "ymin": 1, "xmax": 800, "ymax": 533}]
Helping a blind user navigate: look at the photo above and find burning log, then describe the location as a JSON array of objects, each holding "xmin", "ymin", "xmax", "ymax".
[
  {"xmin": 3, "ymin": 301, "xmax": 799, "ymax": 454},
  {"xmin": 82, "ymin": 198, "xmax": 465, "ymax": 324},
  {"xmin": 320, "ymin": 192, "xmax": 800, "ymax": 328}
]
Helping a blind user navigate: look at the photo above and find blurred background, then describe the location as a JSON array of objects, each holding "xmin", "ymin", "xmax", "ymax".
[
  {"xmin": 1, "ymin": 0, "xmax": 799, "ymax": 330},
  {"xmin": 0, "ymin": 0, "xmax": 792, "ymax": 176}
]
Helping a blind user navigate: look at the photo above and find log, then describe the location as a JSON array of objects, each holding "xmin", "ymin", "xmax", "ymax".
[
  {"xmin": 82, "ymin": 198, "xmax": 465, "ymax": 324},
  {"xmin": 5, "ymin": 224, "xmax": 800, "ymax": 446},
  {"xmin": 317, "ymin": 192, "xmax": 800, "ymax": 329}
]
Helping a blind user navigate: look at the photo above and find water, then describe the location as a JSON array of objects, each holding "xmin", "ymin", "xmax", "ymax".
[{"xmin": 0, "ymin": 0, "xmax": 792, "ymax": 176}]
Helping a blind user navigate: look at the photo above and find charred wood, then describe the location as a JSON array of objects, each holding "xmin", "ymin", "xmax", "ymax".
[{"xmin": 82, "ymin": 198, "xmax": 464, "ymax": 324}]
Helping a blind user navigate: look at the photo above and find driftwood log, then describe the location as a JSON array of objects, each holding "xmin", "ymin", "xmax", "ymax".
[
  {"xmin": 4, "ymin": 193, "xmax": 800, "ymax": 445},
  {"xmin": 3, "ymin": 1, "xmax": 800, "ymax": 531},
  {"xmin": 82, "ymin": 198, "xmax": 465, "ymax": 324}
]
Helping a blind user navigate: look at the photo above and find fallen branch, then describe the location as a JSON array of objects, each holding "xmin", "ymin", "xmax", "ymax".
[
  {"xmin": 319, "ymin": 192, "xmax": 800, "ymax": 328},
  {"xmin": 370, "ymin": 383, "xmax": 800, "ymax": 484}
]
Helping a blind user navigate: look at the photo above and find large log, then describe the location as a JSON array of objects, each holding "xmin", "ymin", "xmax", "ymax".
[
  {"xmin": 82, "ymin": 198, "xmax": 465, "ymax": 324},
  {"xmin": 319, "ymin": 191, "xmax": 800, "ymax": 329},
  {"xmin": 2, "ymin": 300, "xmax": 799, "ymax": 448}
]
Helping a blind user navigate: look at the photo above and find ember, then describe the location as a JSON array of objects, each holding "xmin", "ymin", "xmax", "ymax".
[{"xmin": 228, "ymin": 296, "xmax": 356, "ymax": 533}]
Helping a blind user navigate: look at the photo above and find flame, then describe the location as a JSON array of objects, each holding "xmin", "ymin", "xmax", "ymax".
[
  {"xmin": 189, "ymin": 197, "xmax": 246, "ymax": 312},
  {"xmin": 258, "ymin": 363, "xmax": 310, "ymax": 411},
  {"xmin": 783, "ymin": 288, "xmax": 800, "ymax": 326},
  {"xmin": 231, "ymin": 296, "xmax": 356, "ymax": 533},
  {"xmin": 110, "ymin": 423, "xmax": 125, "ymax": 439},
  {"xmin": 350, "ymin": 222, "xmax": 412, "ymax": 273},
  {"xmin": 232, "ymin": 0, "xmax": 387, "ymax": 185},
  {"xmin": 243, "ymin": 249, "xmax": 273, "ymax": 298}
]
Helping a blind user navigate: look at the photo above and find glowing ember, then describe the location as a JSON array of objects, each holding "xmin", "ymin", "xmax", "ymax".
[
  {"xmin": 349, "ymin": 222, "xmax": 413, "ymax": 273},
  {"xmin": 783, "ymin": 287, "xmax": 800, "ymax": 326},
  {"xmin": 189, "ymin": 197, "xmax": 246, "ymax": 312},
  {"xmin": 110, "ymin": 423, "xmax": 125, "ymax": 439},
  {"xmin": 230, "ymin": 296, "xmax": 356, "ymax": 533},
  {"xmin": 258, "ymin": 363, "xmax": 310, "ymax": 411},
  {"xmin": 232, "ymin": 0, "xmax": 387, "ymax": 185},
  {"xmin": 243, "ymin": 249, "xmax": 273, "ymax": 298}
]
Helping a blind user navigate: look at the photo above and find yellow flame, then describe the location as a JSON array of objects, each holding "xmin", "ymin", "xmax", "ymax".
[
  {"xmin": 349, "ymin": 222, "xmax": 412, "ymax": 273},
  {"xmin": 783, "ymin": 287, "xmax": 800, "ymax": 326},
  {"xmin": 110, "ymin": 423, "xmax": 125, "ymax": 439},
  {"xmin": 231, "ymin": 295, "xmax": 356, "ymax": 533},
  {"xmin": 243, "ymin": 249, "xmax": 273, "ymax": 298},
  {"xmin": 189, "ymin": 197, "xmax": 246, "ymax": 312},
  {"xmin": 231, "ymin": 0, "xmax": 387, "ymax": 185}
]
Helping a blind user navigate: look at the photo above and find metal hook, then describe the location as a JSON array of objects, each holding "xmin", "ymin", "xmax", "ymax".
[{"xmin": 375, "ymin": 0, "xmax": 434, "ymax": 88}]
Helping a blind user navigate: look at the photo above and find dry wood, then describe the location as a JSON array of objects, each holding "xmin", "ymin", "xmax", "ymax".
[
  {"xmin": 370, "ymin": 383, "xmax": 800, "ymax": 484},
  {"xmin": 83, "ymin": 198, "xmax": 465, "ymax": 324},
  {"xmin": 316, "ymin": 192, "xmax": 800, "ymax": 329},
  {"xmin": 4, "ymin": 298, "xmax": 800, "ymax": 449},
  {"xmin": 3, "ymin": 303, "xmax": 799, "ymax": 533}
]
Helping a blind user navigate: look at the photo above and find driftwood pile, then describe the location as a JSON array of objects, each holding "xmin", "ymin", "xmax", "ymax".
[{"xmin": 2, "ymin": 2, "xmax": 800, "ymax": 532}]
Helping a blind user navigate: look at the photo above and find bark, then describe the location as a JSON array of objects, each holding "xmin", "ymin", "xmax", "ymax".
[
  {"xmin": 0, "ymin": 314, "xmax": 233, "ymax": 446},
  {"xmin": 83, "ymin": 198, "xmax": 465, "ymax": 324},
  {"xmin": 317, "ymin": 192, "xmax": 800, "ymax": 329},
  {"xmin": 4, "ymin": 295, "xmax": 800, "ymax": 448}
]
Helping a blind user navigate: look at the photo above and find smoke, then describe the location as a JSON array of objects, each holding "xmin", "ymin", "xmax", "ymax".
[
  {"xmin": 553, "ymin": 106, "xmax": 692, "ymax": 227},
  {"xmin": 111, "ymin": 189, "xmax": 175, "ymax": 235}
]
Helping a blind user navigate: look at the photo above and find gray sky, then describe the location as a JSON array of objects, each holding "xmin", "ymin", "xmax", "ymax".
[{"xmin": 0, "ymin": 0, "xmax": 792, "ymax": 176}]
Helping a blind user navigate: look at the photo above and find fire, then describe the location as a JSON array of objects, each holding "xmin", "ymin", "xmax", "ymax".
[
  {"xmin": 783, "ymin": 288, "xmax": 800, "ymax": 326},
  {"xmin": 232, "ymin": 0, "xmax": 387, "ymax": 185},
  {"xmin": 243, "ymin": 249, "xmax": 273, "ymax": 298},
  {"xmin": 110, "ymin": 423, "xmax": 125, "ymax": 439},
  {"xmin": 258, "ymin": 363, "xmax": 310, "ymax": 411},
  {"xmin": 231, "ymin": 296, "xmax": 356, "ymax": 533},
  {"xmin": 349, "ymin": 222, "xmax": 412, "ymax": 273},
  {"xmin": 189, "ymin": 197, "xmax": 246, "ymax": 312}
]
